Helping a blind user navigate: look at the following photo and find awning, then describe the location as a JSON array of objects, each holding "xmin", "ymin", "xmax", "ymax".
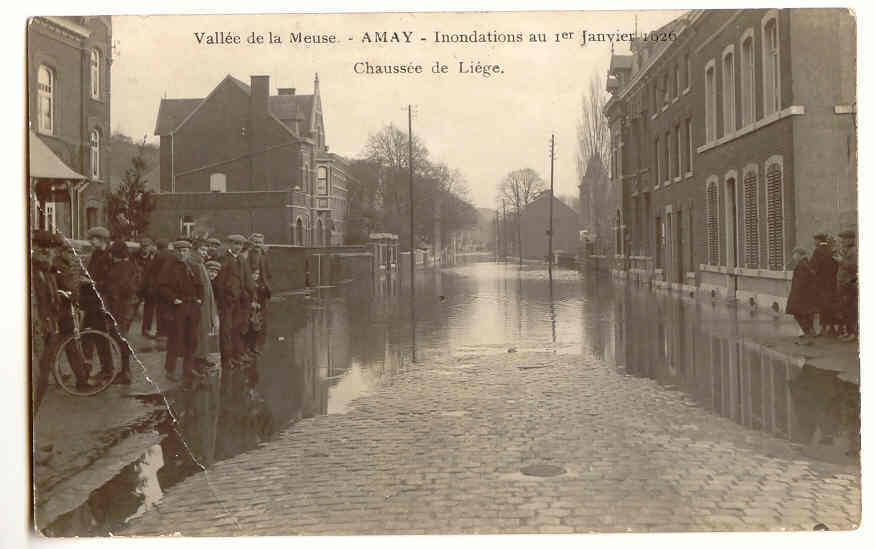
[{"xmin": 28, "ymin": 130, "xmax": 86, "ymax": 181}]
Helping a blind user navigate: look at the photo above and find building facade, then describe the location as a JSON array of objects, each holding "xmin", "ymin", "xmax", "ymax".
[
  {"xmin": 604, "ymin": 9, "xmax": 856, "ymax": 311},
  {"xmin": 27, "ymin": 16, "xmax": 112, "ymax": 239},
  {"xmin": 150, "ymin": 73, "xmax": 353, "ymax": 245}
]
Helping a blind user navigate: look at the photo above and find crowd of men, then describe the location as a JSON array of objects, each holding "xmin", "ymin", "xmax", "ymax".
[
  {"xmin": 31, "ymin": 227, "xmax": 273, "ymax": 411},
  {"xmin": 787, "ymin": 230, "xmax": 858, "ymax": 344}
]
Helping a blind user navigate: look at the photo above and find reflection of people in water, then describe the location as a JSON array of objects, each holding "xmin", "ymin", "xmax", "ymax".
[{"xmin": 788, "ymin": 365, "xmax": 860, "ymax": 456}]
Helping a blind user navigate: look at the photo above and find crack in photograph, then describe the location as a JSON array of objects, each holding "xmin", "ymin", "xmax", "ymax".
[{"xmin": 25, "ymin": 8, "xmax": 860, "ymax": 538}]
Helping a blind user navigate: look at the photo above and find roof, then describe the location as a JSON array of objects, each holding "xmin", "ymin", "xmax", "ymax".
[
  {"xmin": 154, "ymin": 75, "xmax": 317, "ymax": 135},
  {"xmin": 29, "ymin": 130, "xmax": 86, "ymax": 180}
]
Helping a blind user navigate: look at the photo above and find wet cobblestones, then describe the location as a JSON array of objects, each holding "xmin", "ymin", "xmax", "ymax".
[{"xmin": 122, "ymin": 349, "xmax": 861, "ymax": 536}]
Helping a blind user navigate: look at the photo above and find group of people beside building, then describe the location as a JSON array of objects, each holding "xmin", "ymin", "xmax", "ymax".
[
  {"xmin": 31, "ymin": 227, "xmax": 272, "ymax": 411},
  {"xmin": 787, "ymin": 230, "xmax": 858, "ymax": 344}
]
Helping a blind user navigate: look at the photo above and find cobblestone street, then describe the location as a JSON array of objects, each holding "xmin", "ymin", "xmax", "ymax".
[{"xmin": 122, "ymin": 344, "xmax": 860, "ymax": 536}]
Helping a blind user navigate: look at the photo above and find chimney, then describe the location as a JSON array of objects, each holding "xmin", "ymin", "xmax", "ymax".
[
  {"xmin": 250, "ymin": 75, "xmax": 269, "ymax": 117},
  {"xmin": 278, "ymin": 88, "xmax": 296, "ymax": 96}
]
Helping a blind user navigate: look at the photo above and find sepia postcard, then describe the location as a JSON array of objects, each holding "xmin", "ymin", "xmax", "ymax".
[{"xmin": 26, "ymin": 8, "xmax": 860, "ymax": 538}]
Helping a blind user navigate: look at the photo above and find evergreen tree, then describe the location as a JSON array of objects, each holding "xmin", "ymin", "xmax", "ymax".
[{"xmin": 107, "ymin": 137, "xmax": 156, "ymax": 240}]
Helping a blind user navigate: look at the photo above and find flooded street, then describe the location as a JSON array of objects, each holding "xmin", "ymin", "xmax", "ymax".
[{"xmin": 78, "ymin": 259, "xmax": 860, "ymax": 535}]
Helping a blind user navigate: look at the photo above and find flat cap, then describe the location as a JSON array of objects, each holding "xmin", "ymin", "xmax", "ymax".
[
  {"xmin": 173, "ymin": 240, "xmax": 192, "ymax": 250},
  {"xmin": 205, "ymin": 260, "xmax": 222, "ymax": 271},
  {"xmin": 87, "ymin": 226, "xmax": 110, "ymax": 239},
  {"xmin": 838, "ymin": 230, "xmax": 856, "ymax": 239},
  {"xmin": 227, "ymin": 234, "xmax": 246, "ymax": 243},
  {"xmin": 207, "ymin": 237, "xmax": 222, "ymax": 246},
  {"xmin": 249, "ymin": 233, "xmax": 265, "ymax": 243},
  {"xmin": 813, "ymin": 233, "xmax": 829, "ymax": 242}
]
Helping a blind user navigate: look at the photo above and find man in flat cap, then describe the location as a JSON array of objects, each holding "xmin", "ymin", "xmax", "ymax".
[
  {"xmin": 810, "ymin": 233, "xmax": 839, "ymax": 336},
  {"xmin": 145, "ymin": 238, "xmax": 174, "ymax": 338},
  {"xmin": 32, "ymin": 231, "xmax": 91, "ymax": 409},
  {"xmin": 206, "ymin": 237, "xmax": 222, "ymax": 261},
  {"xmin": 837, "ymin": 229, "xmax": 858, "ymax": 341},
  {"xmin": 134, "ymin": 237, "xmax": 157, "ymax": 337},
  {"xmin": 106, "ymin": 241, "xmax": 139, "ymax": 384},
  {"xmin": 80, "ymin": 227, "xmax": 116, "ymax": 377},
  {"xmin": 245, "ymin": 233, "xmax": 272, "ymax": 355},
  {"xmin": 215, "ymin": 235, "xmax": 257, "ymax": 369},
  {"xmin": 158, "ymin": 240, "xmax": 204, "ymax": 383}
]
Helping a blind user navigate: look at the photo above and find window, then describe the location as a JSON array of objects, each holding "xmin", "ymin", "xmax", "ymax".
[
  {"xmin": 654, "ymin": 137, "xmax": 660, "ymax": 186},
  {"xmin": 742, "ymin": 166, "xmax": 760, "ymax": 268},
  {"xmin": 675, "ymin": 124, "xmax": 682, "ymax": 179},
  {"xmin": 295, "ymin": 217, "xmax": 304, "ymax": 246},
  {"xmin": 180, "ymin": 215, "xmax": 195, "ymax": 237},
  {"xmin": 766, "ymin": 158, "xmax": 785, "ymax": 270},
  {"xmin": 706, "ymin": 178, "xmax": 720, "ymax": 265},
  {"xmin": 705, "ymin": 62, "xmax": 717, "ymax": 142},
  {"xmin": 90, "ymin": 49, "xmax": 100, "ymax": 99},
  {"xmin": 43, "ymin": 201, "xmax": 57, "ymax": 232},
  {"xmin": 685, "ymin": 118, "xmax": 694, "ymax": 173},
  {"xmin": 674, "ymin": 64, "xmax": 680, "ymax": 99},
  {"xmin": 209, "ymin": 173, "xmax": 227, "ymax": 192},
  {"xmin": 741, "ymin": 33, "xmax": 756, "ymax": 126},
  {"xmin": 317, "ymin": 166, "xmax": 329, "ymax": 195},
  {"xmin": 684, "ymin": 53, "xmax": 691, "ymax": 92},
  {"xmin": 763, "ymin": 14, "xmax": 781, "ymax": 116},
  {"xmin": 90, "ymin": 129, "xmax": 100, "ymax": 179},
  {"xmin": 722, "ymin": 47, "xmax": 736, "ymax": 134},
  {"xmin": 37, "ymin": 65, "xmax": 54, "ymax": 133},
  {"xmin": 664, "ymin": 132, "xmax": 671, "ymax": 183},
  {"xmin": 663, "ymin": 73, "xmax": 670, "ymax": 107}
]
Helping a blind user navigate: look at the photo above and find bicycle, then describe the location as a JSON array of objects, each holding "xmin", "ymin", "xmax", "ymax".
[{"xmin": 50, "ymin": 292, "xmax": 123, "ymax": 396}]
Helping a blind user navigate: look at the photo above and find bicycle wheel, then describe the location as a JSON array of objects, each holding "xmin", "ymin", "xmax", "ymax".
[{"xmin": 53, "ymin": 329, "xmax": 123, "ymax": 396}]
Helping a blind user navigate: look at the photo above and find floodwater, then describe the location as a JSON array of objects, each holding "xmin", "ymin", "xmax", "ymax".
[{"xmin": 44, "ymin": 258, "xmax": 860, "ymax": 534}]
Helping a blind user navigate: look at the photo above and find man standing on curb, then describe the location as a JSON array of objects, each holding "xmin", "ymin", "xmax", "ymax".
[{"xmin": 158, "ymin": 240, "xmax": 204, "ymax": 384}]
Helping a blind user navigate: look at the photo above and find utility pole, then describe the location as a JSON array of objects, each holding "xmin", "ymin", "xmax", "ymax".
[
  {"xmin": 408, "ymin": 104, "xmax": 416, "ymax": 363},
  {"xmin": 548, "ymin": 133, "xmax": 555, "ymax": 277}
]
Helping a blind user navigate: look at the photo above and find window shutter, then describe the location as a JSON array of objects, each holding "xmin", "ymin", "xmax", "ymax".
[
  {"xmin": 743, "ymin": 171, "xmax": 760, "ymax": 268},
  {"xmin": 706, "ymin": 183, "xmax": 720, "ymax": 265},
  {"xmin": 766, "ymin": 164, "xmax": 784, "ymax": 270}
]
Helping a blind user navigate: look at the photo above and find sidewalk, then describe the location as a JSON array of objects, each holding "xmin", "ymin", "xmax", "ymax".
[{"xmin": 33, "ymin": 322, "xmax": 182, "ymax": 530}]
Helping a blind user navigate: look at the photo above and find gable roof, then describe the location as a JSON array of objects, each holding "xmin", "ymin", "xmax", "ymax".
[{"xmin": 154, "ymin": 75, "xmax": 318, "ymax": 136}]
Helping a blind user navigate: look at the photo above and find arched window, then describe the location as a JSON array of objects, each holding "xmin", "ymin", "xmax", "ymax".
[
  {"xmin": 722, "ymin": 46, "xmax": 736, "ymax": 134},
  {"xmin": 740, "ymin": 30, "xmax": 756, "ymax": 126},
  {"xmin": 742, "ymin": 165, "xmax": 760, "ymax": 268},
  {"xmin": 317, "ymin": 166, "xmax": 328, "ymax": 195},
  {"xmin": 706, "ymin": 178, "xmax": 720, "ymax": 265},
  {"xmin": 90, "ymin": 48, "xmax": 101, "ymax": 99},
  {"xmin": 704, "ymin": 60, "xmax": 717, "ymax": 142},
  {"xmin": 295, "ymin": 217, "xmax": 304, "ymax": 246},
  {"xmin": 762, "ymin": 13, "xmax": 781, "ymax": 116},
  {"xmin": 765, "ymin": 157, "xmax": 785, "ymax": 270},
  {"xmin": 37, "ymin": 65, "xmax": 54, "ymax": 133},
  {"xmin": 90, "ymin": 129, "xmax": 101, "ymax": 179}
]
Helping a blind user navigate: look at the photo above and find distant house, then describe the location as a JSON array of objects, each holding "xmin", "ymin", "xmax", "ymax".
[
  {"xmin": 27, "ymin": 16, "xmax": 113, "ymax": 239},
  {"xmin": 150, "ymin": 73, "xmax": 353, "ymax": 245},
  {"xmin": 519, "ymin": 192, "xmax": 580, "ymax": 260}
]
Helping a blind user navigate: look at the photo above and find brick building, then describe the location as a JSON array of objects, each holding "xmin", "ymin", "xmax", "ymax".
[
  {"xmin": 604, "ymin": 9, "xmax": 856, "ymax": 310},
  {"xmin": 520, "ymin": 192, "xmax": 580, "ymax": 260},
  {"xmin": 27, "ymin": 16, "xmax": 112, "ymax": 239},
  {"xmin": 150, "ymin": 73, "xmax": 353, "ymax": 245}
]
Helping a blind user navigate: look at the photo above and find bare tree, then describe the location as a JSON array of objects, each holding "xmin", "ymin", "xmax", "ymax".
[
  {"xmin": 576, "ymin": 71, "xmax": 611, "ymax": 177},
  {"xmin": 498, "ymin": 168, "xmax": 546, "ymax": 263},
  {"xmin": 576, "ymin": 70, "xmax": 614, "ymax": 252}
]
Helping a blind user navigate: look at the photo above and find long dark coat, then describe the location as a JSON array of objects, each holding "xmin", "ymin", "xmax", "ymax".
[
  {"xmin": 786, "ymin": 257, "xmax": 818, "ymax": 316},
  {"xmin": 810, "ymin": 245, "xmax": 838, "ymax": 310}
]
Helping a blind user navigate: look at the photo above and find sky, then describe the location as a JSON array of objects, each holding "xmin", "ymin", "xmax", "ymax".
[{"xmin": 111, "ymin": 11, "xmax": 684, "ymax": 208}]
